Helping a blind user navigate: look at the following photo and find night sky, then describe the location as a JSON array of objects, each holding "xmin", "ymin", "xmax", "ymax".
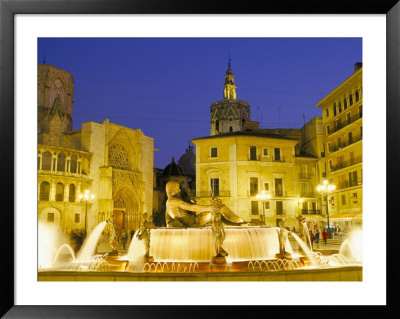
[{"xmin": 38, "ymin": 38, "xmax": 362, "ymax": 169}]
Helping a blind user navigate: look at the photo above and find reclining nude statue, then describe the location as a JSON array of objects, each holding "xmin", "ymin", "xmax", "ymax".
[{"xmin": 165, "ymin": 181, "xmax": 245, "ymax": 227}]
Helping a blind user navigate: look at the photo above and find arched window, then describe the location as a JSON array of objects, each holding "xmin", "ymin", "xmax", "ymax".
[
  {"xmin": 40, "ymin": 182, "xmax": 50, "ymax": 201},
  {"xmin": 57, "ymin": 153, "xmax": 66, "ymax": 172},
  {"xmin": 70, "ymin": 155, "xmax": 77, "ymax": 173},
  {"xmin": 109, "ymin": 143, "xmax": 129, "ymax": 170},
  {"xmin": 42, "ymin": 152, "xmax": 52, "ymax": 170},
  {"xmin": 229, "ymin": 126, "xmax": 233, "ymax": 132},
  {"xmin": 215, "ymin": 120, "xmax": 219, "ymax": 131},
  {"xmin": 68, "ymin": 184, "xmax": 76, "ymax": 202},
  {"xmin": 55, "ymin": 182, "xmax": 64, "ymax": 201}
]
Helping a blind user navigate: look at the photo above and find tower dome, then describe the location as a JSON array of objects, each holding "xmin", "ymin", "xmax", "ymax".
[
  {"xmin": 162, "ymin": 157, "xmax": 185, "ymax": 177},
  {"xmin": 210, "ymin": 59, "xmax": 251, "ymax": 136},
  {"xmin": 178, "ymin": 145, "xmax": 195, "ymax": 176}
]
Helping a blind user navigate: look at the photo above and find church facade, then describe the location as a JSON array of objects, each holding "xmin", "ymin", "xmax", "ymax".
[{"xmin": 38, "ymin": 64, "xmax": 154, "ymax": 236}]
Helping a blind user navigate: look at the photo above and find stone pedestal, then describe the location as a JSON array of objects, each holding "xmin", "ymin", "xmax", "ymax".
[
  {"xmin": 211, "ymin": 256, "xmax": 226, "ymax": 264},
  {"xmin": 144, "ymin": 255, "xmax": 154, "ymax": 263}
]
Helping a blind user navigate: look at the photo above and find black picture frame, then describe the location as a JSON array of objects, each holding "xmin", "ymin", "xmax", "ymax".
[{"xmin": 1, "ymin": 0, "xmax": 399, "ymax": 317}]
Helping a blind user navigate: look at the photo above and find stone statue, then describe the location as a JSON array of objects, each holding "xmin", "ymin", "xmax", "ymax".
[
  {"xmin": 275, "ymin": 219, "xmax": 291, "ymax": 259},
  {"xmin": 106, "ymin": 217, "xmax": 119, "ymax": 254},
  {"xmin": 137, "ymin": 212, "xmax": 155, "ymax": 262},
  {"xmin": 297, "ymin": 215, "xmax": 312, "ymax": 250},
  {"xmin": 212, "ymin": 212, "xmax": 228, "ymax": 259},
  {"xmin": 165, "ymin": 181, "xmax": 245, "ymax": 227}
]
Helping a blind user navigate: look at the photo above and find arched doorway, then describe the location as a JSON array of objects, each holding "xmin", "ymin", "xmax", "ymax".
[{"xmin": 113, "ymin": 186, "xmax": 141, "ymax": 233}]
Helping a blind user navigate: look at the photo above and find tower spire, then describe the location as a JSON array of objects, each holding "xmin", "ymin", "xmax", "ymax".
[{"xmin": 223, "ymin": 56, "xmax": 237, "ymax": 100}]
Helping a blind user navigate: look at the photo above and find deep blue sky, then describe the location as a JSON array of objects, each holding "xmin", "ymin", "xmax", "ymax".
[{"xmin": 38, "ymin": 38, "xmax": 362, "ymax": 169}]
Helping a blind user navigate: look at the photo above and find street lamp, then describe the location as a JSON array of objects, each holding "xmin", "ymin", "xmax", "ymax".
[
  {"xmin": 79, "ymin": 189, "xmax": 95, "ymax": 237},
  {"xmin": 317, "ymin": 180, "xmax": 336, "ymax": 239},
  {"xmin": 256, "ymin": 190, "xmax": 271, "ymax": 225}
]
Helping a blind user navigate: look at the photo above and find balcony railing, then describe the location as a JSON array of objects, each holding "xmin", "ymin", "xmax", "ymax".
[
  {"xmin": 337, "ymin": 179, "xmax": 361, "ymax": 190},
  {"xmin": 198, "ymin": 191, "xmax": 231, "ymax": 197},
  {"xmin": 301, "ymin": 209, "xmax": 322, "ymax": 215},
  {"xmin": 248, "ymin": 155, "xmax": 261, "ymax": 161},
  {"xmin": 330, "ymin": 156, "xmax": 362, "ymax": 172},
  {"xmin": 328, "ymin": 112, "xmax": 362, "ymax": 135},
  {"xmin": 328, "ymin": 135, "xmax": 362, "ymax": 153},
  {"xmin": 300, "ymin": 192, "xmax": 317, "ymax": 198},
  {"xmin": 298, "ymin": 173, "xmax": 312, "ymax": 179}
]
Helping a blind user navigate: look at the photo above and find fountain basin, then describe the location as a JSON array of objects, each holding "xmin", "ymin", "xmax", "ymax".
[{"xmin": 137, "ymin": 226, "xmax": 291, "ymax": 263}]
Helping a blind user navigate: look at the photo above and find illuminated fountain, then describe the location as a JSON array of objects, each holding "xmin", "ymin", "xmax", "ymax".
[{"xmin": 39, "ymin": 182, "xmax": 362, "ymax": 280}]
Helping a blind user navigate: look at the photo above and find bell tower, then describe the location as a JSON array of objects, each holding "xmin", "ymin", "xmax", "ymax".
[
  {"xmin": 210, "ymin": 59, "xmax": 250, "ymax": 136},
  {"xmin": 223, "ymin": 58, "xmax": 237, "ymax": 100}
]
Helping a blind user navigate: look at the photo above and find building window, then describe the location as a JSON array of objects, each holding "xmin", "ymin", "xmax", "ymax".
[
  {"xmin": 359, "ymin": 105, "xmax": 362, "ymax": 117},
  {"xmin": 75, "ymin": 214, "xmax": 80, "ymax": 223},
  {"xmin": 47, "ymin": 213, "xmax": 54, "ymax": 223},
  {"xmin": 325, "ymin": 107, "xmax": 329, "ymax": 117},
  {"xmin": 333, "ymin": 103, "xmax": 337, "ymax": 116},
  {"xmin": 350, "ymin": 170, "xmax": 358, "ymax": 187},
  {"xmin": 69, "ymin": 184, "xmax": 76, "ymax": 202},
  {"xmin": 350, "ymin": 151, "xmax": 355, "ymax": 165},
  {"xmin": 109, "ymin": 144, "xmax": 129, "ymax": 170},
  {"xmin": 262, "ymin": 148, "xmax": 269, "ymax": 157},
  {"xmin": 341, "ymin": 195, "xmax": 346, "ymax": 205},
  {"xmin": 348, "ymin": 132, "xmax": 353, "ymax": 144},
  {"xmin": 352, "ymin": 192, "xmax": 358, "ymax": 203},
  {"xmin": 329, "ymin": 160, "xmax": 333, "ymax": 171},
  {"xmin": 274, "ymin": 178, "xmax": 283, "ymax": 197},
  {"xmin": 264, "ymin": 201, "xmax": 270, "ymax": 209},
  {"xmin": 55, "ymin": 182, "xmax": 64, "ymax": 201},
  {"xmin": 327, "ymin": 125, "xmax": 330, "ymax": 135},
  {"xmin": 57, "ymin": 153, "xmax": 66, "ymax": 172},
  {"xmin": 349, "ymin": 94, "xmax": 353, "ymax": 106},
  {"xmin": 250, "ymin": 146, "xmax": 257, "ymax": 160},
  {"xmin": 210, "ymin": 178, "xmax": 219, "ymax": 196},
  {"xmin": 70, "ymin": 155, "xmax": 78, "ymax": 173},
  {"xmin": 250, "ymin": 177, "xmax": 258, "ymax": 196},
  {"xmin": 276, "ymin": 201, "xmax": 283, "ymax": 215},
  {"xmin": 343, "ymin": 97, "xmax": 347, "ymax": 109},
  {"xmin": 210, "ymin": 147, "xmax": 218, "ymax": 158},
  {"xmin": 355, "ymin": 90, "xmax": 360, "ymax": 102},
  {"xmin": 229, "ymin": 126, "xmax": 233, "ymax": 132},
  {"xmin": 42, "ymin": 152, "xmax": 52, "ymax": 170},
  {"xmin": 39, "ymin": 181, "xmax": 50, "ymax": 201},
  {"xmin": 264, "ymin": 182, "xmax": 270, "ymax": 191},
  {"xmin": 335, "ymin": 118, "xmax": 342, "ymax": 131},
  {"xmin": 215, "ymin": 120, "xmax": 220, "ymax": 132},
  {"xmin": 338, "ymin": 102, "xmax": 342, "ymax": 113},
  {"xmin": 274, "ymin": 148, "xmax": 281, "ymax": 161},
  {"xmin": 346, "ymin": 112, "xmax": 351, "ymax": 125},
  {"xmin": 251, "ymin": 201, "xmax": 259, "ymax": 215}
]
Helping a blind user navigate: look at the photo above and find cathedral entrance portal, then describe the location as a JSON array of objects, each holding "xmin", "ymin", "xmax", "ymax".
[
  {"xmin": 112, "ymin": 210, "xmax": 125, "ymax": 232},
  {"xmin": 113, "ymin": 186, "xmax": 140, "ymax": 233}
]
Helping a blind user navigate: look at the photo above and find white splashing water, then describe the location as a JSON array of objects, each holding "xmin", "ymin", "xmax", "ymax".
[
  {"xmin": 38, "ymin": 222, "xmax": 68, "ymax": 269},
  {"xmin": 76, "ymin": 221, "xmax": 107, "ymax": 262},
  {"xmin": 53, "ymin": 243, "xmax": 76, "ymax": 266},
  {"xmin": 291, "ymin": 232, "xmax": 318, "ymax": 266},
  {"xmin": 127, "ymin": 226, "xmax": 292, "ymax": 268},
  {"xmin": 339, "ymin": 228, "xmax": 362, "ymax": 262}
]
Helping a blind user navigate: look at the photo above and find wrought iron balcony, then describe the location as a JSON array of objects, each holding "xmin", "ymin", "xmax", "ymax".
[
  {"xmin": 330, "ymin": 156, "xmax": 362, "ymax": 172},
  {"xmin": 327, "ymin": 112, "xmax": 362, "ymax": 136},
  {"xmin": 328, "ymin": 135, "xmax": 362, "ymax": 153}
]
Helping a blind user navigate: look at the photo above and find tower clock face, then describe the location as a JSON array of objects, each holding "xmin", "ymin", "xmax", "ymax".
[{"xmin": 54, "ymin": 79, "xmax": 62, "ymax": 88}]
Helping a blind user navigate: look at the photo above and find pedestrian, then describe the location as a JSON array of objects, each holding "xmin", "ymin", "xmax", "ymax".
[
  {"xmin": 315, "ymin": 230, "xmax": 320, "ymax": 249},
  {"xmin": 309, "ymin": 230, "xmax": 314, "ymax": 249},
  {"xmin": 130, "ymin": 228, "xmax": 135, "ymax": 240},
  {"xmin": 121, "ymin": 230, "xmax": 128, "ymax": 250},
  {"xmin": 323, "ymin": 229, "xmax": 328, "ymax": 244}
]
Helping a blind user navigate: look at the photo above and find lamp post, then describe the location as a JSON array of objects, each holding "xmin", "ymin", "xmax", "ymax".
[
  {"xmin": 317, "ymin": 180, "xmax": 336, "ymax": 239},
  {"xmin": 79, "ymin": 189, "xmax": 95, "ymax": 238},
  {"xmin": 256, "ymin": 190, "xmax": 271, "ymax": 225}
]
